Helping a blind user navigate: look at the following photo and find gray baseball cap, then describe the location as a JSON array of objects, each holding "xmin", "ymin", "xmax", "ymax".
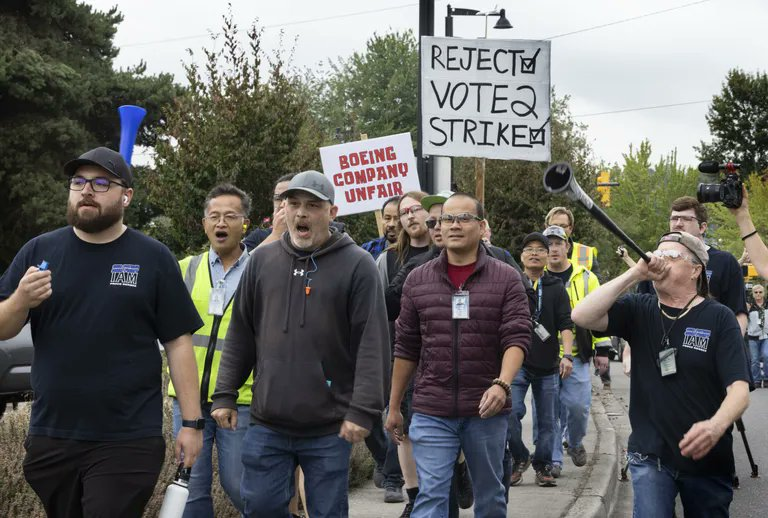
[
  {"xmin": 543, "ymin": 225, "xmax": 568, "ymax": 241},
  {"xmin": 280, "ymin": 170, "xmax": 335, "ymax": 204}
]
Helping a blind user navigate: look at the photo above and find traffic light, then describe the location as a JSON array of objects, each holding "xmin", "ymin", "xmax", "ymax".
[{"xmin": 597, "ymin": 170, "xmax": 611, "ymax": 206}]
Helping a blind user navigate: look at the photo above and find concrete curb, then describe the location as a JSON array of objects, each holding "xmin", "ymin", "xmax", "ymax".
[{"xmin": 563, "ymin": 387, "xmax": 622, "ymax": 518}]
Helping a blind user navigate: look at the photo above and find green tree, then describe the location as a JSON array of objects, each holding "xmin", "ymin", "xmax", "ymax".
[
  {"xmin": 697, "ymin": 69, "xmax": 768, "ymax": 174},
  {"xmin": 0, "ymin": 0, "xmax": 180, "ymax": 269},
  {"xmin": 604, "ymin": 140, "xmax": 699, "ymax": 274},
  {"xmin": 314, "ymin": 31, "xmax": 419, "ymax": 144},
  {"xmin": 145, "ymin": 10, "xmax": 312, "ymax": 254}
]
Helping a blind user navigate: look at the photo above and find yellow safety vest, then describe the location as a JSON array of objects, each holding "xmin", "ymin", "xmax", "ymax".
[
  {"xmin": 168, "ymin": 252, "xmax": 253, "ymax": 405},
  {"xmin": 570, "ymin": 242, "xmax": 598, "ymax": 271},
  {"xmin": 551, "ymin": 263, "xmax": 612, "ymax": 356}
]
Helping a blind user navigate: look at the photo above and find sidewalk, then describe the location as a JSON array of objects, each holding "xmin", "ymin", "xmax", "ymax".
[{"xmin": 349, "ymin": 376, "xmax": 624, "ymax": 517}]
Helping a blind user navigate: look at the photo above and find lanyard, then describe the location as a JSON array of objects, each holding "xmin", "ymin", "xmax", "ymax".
[
  {"xmin": 534, "ymin": 279, "xmax": 543, "ymax": 321},
  {"xmin": 658, "ymin": 295, "xmax": 697, "ymax": 352}
]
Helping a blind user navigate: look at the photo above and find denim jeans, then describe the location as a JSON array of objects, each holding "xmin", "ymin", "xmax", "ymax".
[
  {"xmin": 506, "ymin": 368, "xmax": 558, "ymax": 471},
  {"xmin": 552, "ymin": 358, "xmax": 591, "ymax": 466},
  {"xmin": 240, "ymin": 424, "xmax": 352, "ymax": 517},
  {"xmin": 627, "ymin": 452, "xmax": 733, "ymax": 517},
  {"xmin": 748, "ymin": 338, "xmax": 768, "ymax": 382},
  {"xmin": 172, "ymin": 399, "xmax": 249, "ymax": 517},
  {"xmin": 365, "ymin": 413, "xmax": 403, "ymax": 489},
  {"xmin": 409, "ymin": 412, "xmax": 508, "ymax": 518}
]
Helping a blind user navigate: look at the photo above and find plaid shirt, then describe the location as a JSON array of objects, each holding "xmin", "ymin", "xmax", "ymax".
[{"xmin": 361, "ymin": 236, "xmax": 389, "ymax": 260}]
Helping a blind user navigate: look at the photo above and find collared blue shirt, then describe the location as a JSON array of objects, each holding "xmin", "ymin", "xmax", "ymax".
[{"xmin": 208, "ymin": 245, "xmax": 250, "ymax": 303}]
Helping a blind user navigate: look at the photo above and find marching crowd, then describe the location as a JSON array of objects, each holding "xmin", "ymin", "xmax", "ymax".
[{"xmin": 0, "ymin": 145, "xmax": 762, "ymax": 517}]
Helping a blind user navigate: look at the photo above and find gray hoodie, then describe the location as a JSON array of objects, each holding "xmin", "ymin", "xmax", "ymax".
[{"xmin": 211, "ymin": 229, "xmax": 390, "ymax": 436}]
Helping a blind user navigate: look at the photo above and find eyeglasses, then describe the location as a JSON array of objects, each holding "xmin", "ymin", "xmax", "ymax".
[
  {"xmin": 426, "ymin": 218, "xmax": 439, "ymax": 230},
  {"xmin": 523, "ymin": 247, "xmax": 548, "ymax": 254},
  {"xmin": 669, "ymin": 215, "xmax": 700, "ymax": 224},
  {"xmin": 399, "ymin": 205, "xmax": 425, "ymax": 217},
  {"xmin": 68, "ymin": 176, "xmax": 126, "ymax": 192},
  {"xmin": 204, "ymin": 213, "xmax": 244, "ymax": 224},
  {"xmin": 438, "ymin": 213, "xmax": 483, "ymax": 225},
  {"xmin": 652, "ymin": 249, "xmax": 698, "ymax": 264}
]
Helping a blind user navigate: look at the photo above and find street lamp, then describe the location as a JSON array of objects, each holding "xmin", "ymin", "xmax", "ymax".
[{"xmin": 445, "ymin": 5, "xmax": 512, "ymax": 38}]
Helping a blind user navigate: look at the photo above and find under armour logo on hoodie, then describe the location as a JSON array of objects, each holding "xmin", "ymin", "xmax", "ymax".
[{"xmin": 294, "ymin": 269, "xmax": 305, "ymax": 277}]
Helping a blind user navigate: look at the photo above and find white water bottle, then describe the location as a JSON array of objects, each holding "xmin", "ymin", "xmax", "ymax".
[{"xmin": 158, "ymin": 465, "xmax": 192, "ymax": 518}]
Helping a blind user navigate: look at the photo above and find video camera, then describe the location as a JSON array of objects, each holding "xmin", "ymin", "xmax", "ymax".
[{"xmin": 696, "ymin": 160, "xmax": 743, "ymax": 208}]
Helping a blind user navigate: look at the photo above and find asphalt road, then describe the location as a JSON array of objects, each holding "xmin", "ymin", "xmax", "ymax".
[{"xmin": 604, "ymin": 360, "xmax": 767, "ymax": 517}]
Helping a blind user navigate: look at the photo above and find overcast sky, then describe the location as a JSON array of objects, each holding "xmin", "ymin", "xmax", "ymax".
[{"xmin": 85, "ymin": 0, "xmax": 768, "ymax": 169}]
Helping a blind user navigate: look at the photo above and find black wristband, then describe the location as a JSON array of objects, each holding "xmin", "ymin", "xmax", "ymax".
[
  {"xmin": 562, "ymin": 354, "xmax": 574, "ymax": 362},
  {"xmin": 741, "ymin": 230, "xmax": 758, "ymax": 241}
]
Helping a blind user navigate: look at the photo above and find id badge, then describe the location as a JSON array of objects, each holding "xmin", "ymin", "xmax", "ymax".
[
  {"xmin": 208, "ymin": 286, "xmax": 226, "ymax": 316},
  {"xmin": 658, "ymin": 348, "xmax": 677, "ymax": 377},
  {"xmin": 452, "ymin": 291, "xmax": 470, "ymax": 319},
  {"xmin": 533, "ymin": 321, "xmax": 551, "ymax": 341}
]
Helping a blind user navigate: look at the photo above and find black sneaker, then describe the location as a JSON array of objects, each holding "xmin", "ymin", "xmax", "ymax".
[
  {"xmin": 454, "ymin": 460, "xmax": 474, "ymax": 509},
  {"xmin": 399, "ymin": 502, "xmax": 414, "ymax": 518},
  {"xmin": 569, "ymin": 445, "xmax": 588, "ymax": 467},
  {"xmin": 373, "ymin": 463, "xmax": 385, "ymax": 488},
  {"xmin": 535, "ymin": 465, "xmax": 557, "ymax": 487}
]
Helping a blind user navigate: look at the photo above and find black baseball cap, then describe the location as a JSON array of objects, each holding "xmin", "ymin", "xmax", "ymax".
[
  {"xmin": 64, "ymin": 147, "xmax": 133, "ymax": 187},
  {"xmin": 522, "ymin": 232, "xmax": 550, "ymax": 250}
]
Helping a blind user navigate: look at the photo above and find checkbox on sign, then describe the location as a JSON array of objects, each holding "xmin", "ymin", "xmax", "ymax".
[{"xmin": 520, "ymin": 48, "xmax": 541, "ymax": 74}]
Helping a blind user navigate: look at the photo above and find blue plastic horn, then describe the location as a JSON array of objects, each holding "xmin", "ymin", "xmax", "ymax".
[{"xmin": 118, "ymin": 105, "xmax": 147, "ymax": 165}]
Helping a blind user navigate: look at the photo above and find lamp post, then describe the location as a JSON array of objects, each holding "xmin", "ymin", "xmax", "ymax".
[
  {"xmin": 417, "ymin": 0, "xmax": 436, "ymax": 194},
  {"xmin": 443, "ymin": 5, "xmax": 512, "ymax": 204}
]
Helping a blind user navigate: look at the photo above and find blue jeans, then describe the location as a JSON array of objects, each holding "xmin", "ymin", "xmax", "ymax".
[
  {"xmin": 552, "ymin": 358, "xmax": 591, "ymax": 466},
  {"xmin": 506, "ymin": 368, "xmax": 558, "ymax": 470},
  {"xmin": 240, "ymin": 424, "xmax": 352, "ymax": 517},
  {"xmin": 172, "ymin": 399, "xmax": 249, "ymax": 517},
  {"xmin": 409, "ymin": 413, "xmax": 508, "ymax": 518},
  {"xmin": 748, "ymin": 338, "xmax": 768, "ymax": 382},
  {"xmin": 627, "ymin": 452, "xmax": 733, "ymax": 517}
]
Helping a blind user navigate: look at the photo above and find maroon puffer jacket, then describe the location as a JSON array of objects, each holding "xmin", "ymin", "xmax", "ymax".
[{"xmin": 394, "ymin": 246, "xmax": 531, "ymax": 418}]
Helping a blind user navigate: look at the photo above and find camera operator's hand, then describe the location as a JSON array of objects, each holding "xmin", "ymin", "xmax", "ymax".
[{"xmin": 728, "ymin": 184, "xmax": 750, "ymax": 218}]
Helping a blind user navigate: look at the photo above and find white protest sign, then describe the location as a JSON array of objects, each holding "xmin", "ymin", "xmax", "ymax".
[
  {"xmin": 421, "ymin": 36, "xmax": 551, "ymax": 162},
  {"xmin": 320, "ymin": 133, "xmax": 421, "ymax": 216}
]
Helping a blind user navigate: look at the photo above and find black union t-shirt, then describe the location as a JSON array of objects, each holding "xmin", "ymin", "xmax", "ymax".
[
  {"xmin": 601, "ymin": 293, "xmax": 749, "ymax": 476},
  {"xmin": 0, "ymin": 227, "xmax": 203, "ymax": 441}
]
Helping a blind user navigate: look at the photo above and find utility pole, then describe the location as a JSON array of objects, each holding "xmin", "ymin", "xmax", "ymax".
[{"xmin": 417, "ymin": 0, "xmax": 435, "ymax": 194}]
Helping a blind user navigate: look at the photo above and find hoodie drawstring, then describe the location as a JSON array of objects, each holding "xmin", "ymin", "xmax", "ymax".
[{"xmin": 300, "ymin": 254, "xmax": 319, "ymax": 328}]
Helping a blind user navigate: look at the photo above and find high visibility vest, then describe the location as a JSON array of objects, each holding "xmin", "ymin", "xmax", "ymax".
[
  {"xmin": 552, "ymin": 263, "xmax": 612, "ymax": 356},
  {"xmin": 571, "ymin": 242, "xmax": 597, "ymax": 271},
  {"xmin": 168, "ymin": 252, "xmax": 253, "ymax": 405}
]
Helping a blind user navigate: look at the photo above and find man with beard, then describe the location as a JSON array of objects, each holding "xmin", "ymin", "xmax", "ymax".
[
  {"xmin": 0, "ymin": 147, "xmax": 204, "ymax": 517},
  {"xmin": 211, "ymin": 170, "xmax": 390, "ymax": 516},
  {"xmin": 362, "ymin": 196, "xmax": 402, "ymax": 260}
]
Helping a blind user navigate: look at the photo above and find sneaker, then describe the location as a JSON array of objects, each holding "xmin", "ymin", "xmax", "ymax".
[
  {"xmin": 563, "ymin": 440, "xmax": 569, "ymax": 449},
  {"xmin": 568, "ymin": 445, "xmax": 588, "ymax": 467},
  {"xmin": 535, "ymin": 465, "xmax": 557, "ymax": 487},
  {"xmin": 454, "ymin": 460, "xmax": 474, "ymax": 509},
  {"xmin": 373, "ymin": 464, "xmax": 385, "ymax": 488},
  {"xmin": 385, "ymin": 486, "xmax": 405, "ymax": 503},
  {"xmin": 551, "ymin": 464, "xmax": 562, "ymax": 478},
  {"xmin": 509, "ymin": 456, "xmax": 531, "ymax": 487},
  {"xmin": 399, "ymin": 502, "xmax": 414, "ymax": 518}
]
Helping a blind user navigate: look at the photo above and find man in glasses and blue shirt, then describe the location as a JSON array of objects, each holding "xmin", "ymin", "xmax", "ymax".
[{"xmin": 0, "ymin": 147, "xmax": 204, "ymax": 517}]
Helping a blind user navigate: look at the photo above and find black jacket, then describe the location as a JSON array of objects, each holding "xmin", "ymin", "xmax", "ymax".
[
  {"xmin": 211, "ymin": 229, "xmax": 389, "ymax": 436},
  {"xmin": 525, "ymin": 272, "xmax": 573, "ymax": 373}
]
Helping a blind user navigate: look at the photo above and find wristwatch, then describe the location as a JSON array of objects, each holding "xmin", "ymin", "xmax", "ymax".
[
  {"xmin": 182, "ymin": 417, "xmax": 206, "ymax": 430},
  {"xmin": 562, "ymin": 354, "xmax": 574, "ymax": 362}
]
